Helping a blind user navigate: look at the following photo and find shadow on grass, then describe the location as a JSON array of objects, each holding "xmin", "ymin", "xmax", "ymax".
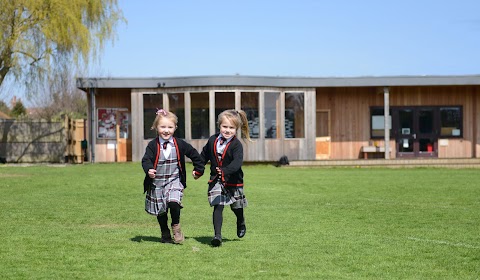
[
  {"xmin": 130, "ymin": 235, "xmax": 162, "ymax": 243},
  {"xmin": 130, "ymin": 235, "xmax": 242, "ymax": 246},
  {"xmin": 192, "ymin": 236, "xmax": 239, "ymax": 245}
]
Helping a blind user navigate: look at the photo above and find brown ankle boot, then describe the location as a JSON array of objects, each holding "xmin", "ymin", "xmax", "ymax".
[{"xmin": 172, "ymin": 224, "xmax": 184, "ymax": 244}]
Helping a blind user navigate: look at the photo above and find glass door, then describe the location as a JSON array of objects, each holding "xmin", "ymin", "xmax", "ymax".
[
  {"xmin": 417, "ymin": 108, "xmax": 437, "ymax": 157},
  {"xmin": 397, "ymin": 108, "xmax": 415, "ymax": 157},
  {"xmin": 393, "ymin": 107, "xmax": 438, "ymax": 158}
]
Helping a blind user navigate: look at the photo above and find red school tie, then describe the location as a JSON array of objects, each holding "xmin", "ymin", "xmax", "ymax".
[
  {"xmin": 219, "ymin": 137, "xmax": 226, "ymax": 145},
  {"xmin": 162, "ymin": 141, "xmax": 168, "ymax": 149}
]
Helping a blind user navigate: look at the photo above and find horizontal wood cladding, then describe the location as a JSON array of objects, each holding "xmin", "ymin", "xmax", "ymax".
[
  {"xmin": 316, "ymin": 87, "xmax": 376, "ymax": 159},
  {"xmin": 438, "ymin": 139, "xmax": 471, "ymax": 158},
  {"xmin": 317, "ymin": 85, "xmax": 480, "ymax": 159},
  {"xmin": 95, "ymin": 88, "xmax": 132, "ymax": 109}
]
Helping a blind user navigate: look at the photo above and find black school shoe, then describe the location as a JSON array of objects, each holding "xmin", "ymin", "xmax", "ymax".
[
  {"xmin": 237, "ymin": 222, "xmax": 246, "ymax": 238},
  {"xmin": 161, "ymin": 231, "xmax": 173, "ymax": 243},
  {"xmin": 211, "ymin": 235, "xmax": 222, "ymax": 247}
]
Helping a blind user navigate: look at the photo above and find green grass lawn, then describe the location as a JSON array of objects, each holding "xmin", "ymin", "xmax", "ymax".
[{"xmin": 1, "ymin": 163, "xmax": 479, "ymax": 279}]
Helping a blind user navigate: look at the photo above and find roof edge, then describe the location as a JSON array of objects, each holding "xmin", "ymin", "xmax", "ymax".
[{"xmin": 77, "ymin": 74, "xmax": 480, "ymax": 89}]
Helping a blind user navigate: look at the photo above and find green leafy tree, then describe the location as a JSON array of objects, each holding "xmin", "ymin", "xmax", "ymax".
[
  {"xmin": 10, "ymin": 99, "xmax": 27, "ymax": 118},
  {"xmin": 0, "ymin": 99, "xmax": 10, "ymax": 115},
  {"xmin": 0, "ymin": 0, "xmax": 124, "ymax": 94}
]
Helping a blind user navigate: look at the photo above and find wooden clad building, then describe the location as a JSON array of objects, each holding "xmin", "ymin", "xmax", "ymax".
[{"xmin": 77, "ymin": 75, "xmax": 480, "ymax": 163}]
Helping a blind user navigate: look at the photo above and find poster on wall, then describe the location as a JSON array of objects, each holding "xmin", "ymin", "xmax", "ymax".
[{"xmin": 97, "ymin": 108, "xmax": 129, "ymax": 139}]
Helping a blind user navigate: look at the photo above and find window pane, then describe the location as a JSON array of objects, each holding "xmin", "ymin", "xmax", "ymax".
[
  {"xmin": 191, "ymin": 92, "xmax": 209, "ymax": 139},
  {"xmin": 215, "ymin": 92, "xmax": 235, "ymax": 133},
  {"xmin": 399, "ymin": 138, "xmax": 414, "ymax": 152},
  {"xmin": 370, "ymin": 107, "xmax": 392, "ymax": 138},
  {"xmin": 399, "ymin": 109, "xmax": 414, "ymax": 135},
  {"xmin": 168, "ymin": 93, "xmax": 185, "ymax": 138},
  {"xmin": 241, "ymin": 92, "xmax": 259, "ymax": 139},
  {"xmin": 440, "ymin": 107, "xmax": 462, "ymax": 137},
  {"xmin": 418, "ymin": 109, "xmax": 433, "ymax": 134},
  {"xmin": 419, "ymin": 138, "xmax": 435, "ymax": 153},
  {"xmin": 285, "ymin": 92, "xmax": 304, "ymax": 138},
  {"xmin": 265, "ymin": 92, "xmax": 279, "ymax": 139},
  {"xmin": 143, "ymin": 94, "xmax": 163, "ymax": 139}
]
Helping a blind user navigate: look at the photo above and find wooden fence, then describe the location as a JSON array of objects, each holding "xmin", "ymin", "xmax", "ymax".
[
  {"xmin": 65, "ymin": 118, "xmax": 86, "ymax": 163},
  {"xmin": 0, "ymin": 117, "xmax": 86, "ymax": 164}
]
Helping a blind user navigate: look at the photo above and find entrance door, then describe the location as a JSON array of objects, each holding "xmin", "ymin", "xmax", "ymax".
[{"xmin": 394, "ymin": 107, "xmax": 437, "ymax": 158}]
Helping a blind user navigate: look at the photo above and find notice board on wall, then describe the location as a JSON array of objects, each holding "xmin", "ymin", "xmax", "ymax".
[{"xmin": 97, "ymin": 108, "xmax": 129, "ymax": 139}]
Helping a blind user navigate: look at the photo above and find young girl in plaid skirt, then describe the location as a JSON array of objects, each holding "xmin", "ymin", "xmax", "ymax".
[
  {"xmin": 199, "ymin": 109, "xmax": 251, "ymax": 247},
  {"xmin": 141, "ymin": 109, "xmax": 204, "ymax": 244}
]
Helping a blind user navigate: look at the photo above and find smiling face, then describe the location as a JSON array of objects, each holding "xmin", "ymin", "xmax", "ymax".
[
  {"xmin": 156, "ymin": 117, "xmax": 177, "ymax": 141},
  {"xmin": 219, "ymin": 117, "xmax": 237, "ymax": 140}
]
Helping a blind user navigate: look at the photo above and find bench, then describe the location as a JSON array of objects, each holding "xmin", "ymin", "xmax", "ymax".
[{"xmin": 361, "ymin": 146, "xmax": 390, "ymax": 159}]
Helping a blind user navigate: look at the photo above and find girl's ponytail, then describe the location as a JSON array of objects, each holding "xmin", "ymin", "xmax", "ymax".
[{"xmin": 237, "ymin": 109, "xmax": 252, "ymax": 142}]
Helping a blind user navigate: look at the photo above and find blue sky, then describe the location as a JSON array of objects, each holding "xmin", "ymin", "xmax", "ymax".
[{"xmin": 95, "ymin": 0, "xmax": 480, "ymax": 78}]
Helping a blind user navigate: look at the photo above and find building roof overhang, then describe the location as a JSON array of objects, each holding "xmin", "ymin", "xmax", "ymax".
[{"xmin": 77, "ymin": 75, "xmax": 480, "ymax": 90}]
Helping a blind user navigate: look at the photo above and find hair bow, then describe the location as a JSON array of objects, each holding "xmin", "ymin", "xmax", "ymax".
[{"xmin": 156, "ymin": 109, "xmax": 167, "ymax": 116}]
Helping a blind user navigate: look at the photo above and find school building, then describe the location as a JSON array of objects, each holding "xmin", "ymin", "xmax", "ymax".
[{"xmin": 76, "ymin": 75, "xmax": 480, "ymax": 163}]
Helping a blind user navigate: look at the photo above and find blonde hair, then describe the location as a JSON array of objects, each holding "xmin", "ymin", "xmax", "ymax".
[
  {"xmin": 150, "ymin": 109, "xmax": 178, "ymax": 130},
  {"xmin": 217, "ymin": 109, "xmax": 252, "ymax": 142}
]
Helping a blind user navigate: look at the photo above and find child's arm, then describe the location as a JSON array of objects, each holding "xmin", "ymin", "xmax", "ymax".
[
  {"xmin": 183, "ymin": 141, "xmax": 205, "ymax": 178},
  {"xmin": 141, "ymin": 141, "xmax": 155, "ymax": 174},
  {"xmin": 141, "ymin": 140, "xmax": 157, "ymax": 193}
]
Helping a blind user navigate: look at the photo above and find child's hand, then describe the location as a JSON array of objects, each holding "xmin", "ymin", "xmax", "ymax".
[
  {"xmin": 148, "ymin": 169, "xmax": 156, "ymax": 178},
  {"xmin": 192, "ymin": 170, "xmax": 200, "ymax": 180}
]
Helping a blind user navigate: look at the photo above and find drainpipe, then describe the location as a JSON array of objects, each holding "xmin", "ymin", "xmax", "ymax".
[
  {"xmin": 384, "ymin": 87, "xmax": 390, "ymax": 159},
  {"xmin": 89, "ymin": 86, "xmax": 96, "ymax": 163}
]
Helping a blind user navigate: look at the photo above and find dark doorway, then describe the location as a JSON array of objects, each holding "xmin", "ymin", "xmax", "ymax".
[{"xmin": 392, "ymin": 107, "xmax": 438, "ymax": 158}]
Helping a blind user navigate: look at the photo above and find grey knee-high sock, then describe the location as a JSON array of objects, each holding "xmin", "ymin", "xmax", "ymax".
[{"xmin": 213, "ymin": 205, "xmax": 224, "ymax": 237}]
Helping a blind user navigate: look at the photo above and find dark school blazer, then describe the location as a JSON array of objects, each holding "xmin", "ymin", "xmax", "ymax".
[
  {"xmin": 200, "ymin": 134, "xmax": 244, "ymax": 187},
  {"xmin": 141, "ymin": 137, "xmax": 204, "ymax": 193}
]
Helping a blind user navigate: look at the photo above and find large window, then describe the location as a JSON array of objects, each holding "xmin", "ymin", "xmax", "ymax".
[
  {"xmin": 370, "ymin": 106, "xmax": 463, "ymax": 139},
  {"xmin": 265, "ymin": 92, "xmax": 280, "ymax": 139},
  {"xmin": 168, "ymin": 93, "xmax": 185, "ymax": 138},
  {"xmin": 191, "ymin": 92, "xmax": 209, "ymax": 139},
  {"xmin": 143, "ymin": 94, "xmax": 163, "ymax": 139},
  {"xmin": 440, "ymin": 107, "xmax": 462, "ymax": 137},
  {"xmin": 285, "ymin": 92, "xmax": 305, "ymax": 138},
  {"xmin": 215, "ymin": 92, "xmax": 235, "ymax": 133},
  {"xmin": 241, "ymin": 92, "xmax": 259, "ymax": 139}
]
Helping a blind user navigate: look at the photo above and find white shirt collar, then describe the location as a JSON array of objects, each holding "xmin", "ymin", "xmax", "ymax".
[{"xmin": 159, "ymin": 137, "xmax": 173, "ymax": 145}]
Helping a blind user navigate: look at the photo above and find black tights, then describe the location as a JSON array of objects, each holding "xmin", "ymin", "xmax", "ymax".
[
  {"xmin": 212, "ymin": 205, "xmax": 245, "ymax": 237},
  {"xmin": 156, "ymin": 202, "xmax": 181, "ymax": 232}
]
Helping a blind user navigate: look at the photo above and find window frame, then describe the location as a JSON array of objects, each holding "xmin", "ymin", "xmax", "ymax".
[{"xmin": 369, "ymin": 105, "xmax": 463, "ymax": 139}]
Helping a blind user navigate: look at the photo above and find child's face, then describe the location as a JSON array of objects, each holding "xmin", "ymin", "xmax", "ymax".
[
  {"xmin": 219, "ymin": 118, "xmax": 237, "ymax": 140},
  {"xmin": 156, "ymin": 118, "xmax": 176, "ymax": 141}
]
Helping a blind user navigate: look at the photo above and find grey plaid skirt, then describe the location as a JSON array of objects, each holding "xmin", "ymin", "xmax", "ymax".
[
  {"xmin": 145, "ymin": 179, "xmax": 184, "ymax": 216},
  {"xmin": 208, "ymin": 181, "xmax": 248, "ymax": 209}
]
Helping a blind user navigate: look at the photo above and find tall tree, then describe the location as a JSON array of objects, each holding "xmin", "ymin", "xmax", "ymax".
[
  {"xmin": 0, "ymin": 0, "xmax": 124, "ymax": 94},
  {"xmin": 10, "ymin": 99, "xmax": 27, "ymax": 118},
  {"xmin": 30, "ymin": 64, "xmax": 88, "ymax": 120}
]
